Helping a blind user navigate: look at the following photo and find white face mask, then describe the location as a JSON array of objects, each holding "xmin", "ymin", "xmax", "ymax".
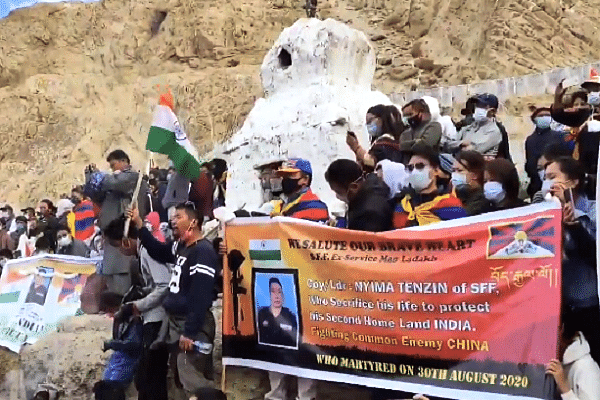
[
  {"xmin": 587, "ymin": 120, "xmax": 600, "ymax": 133},
  {"xmin": 0, "ymin": 212, "xmax": 8, "ymax": 219},
  {"xmin": 144, "ymin": 222, "xmax": 153, "ymax": 231},
  {"xmin": 473, "ymin": 107, "xmax": 488, "ymax": 122},
  {"xmin": 537, "ymin": 169, "xmax": 545, "ymax": 181},
  {"xmin": 534, "ymin": 116, "xmax": 552, "ymax": 130},
  {"xmin": 451, "ymin": 172, "xmax": 468, "ymax": 188},
  {"xmin": 588, "ymin": 92, "xmax": 600, "ymax": 106},
  {"xmin": 57, "ymin": 236, "xmax": 72, "ymax": 248},
  {"xmin": 541, "ymin": 179, "xmax": 554, "ymax": 197},
  {"xmin": 484, "ymin": 181, "xmax": 506, "ymax": 203},
  {"xmin": 408, "ymin": 167, "xmax": 432, "ymax": 192}
]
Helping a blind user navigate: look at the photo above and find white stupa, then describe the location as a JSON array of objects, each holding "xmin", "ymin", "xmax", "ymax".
[{"xmin": 219, "ymin": 18, "xmax": 393, "ymax": 214}]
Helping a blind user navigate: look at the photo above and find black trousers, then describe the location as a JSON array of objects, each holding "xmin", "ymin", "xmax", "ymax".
[{"xmin": 135, "ymin": 321, "xmax": 169, "ymax": 400}]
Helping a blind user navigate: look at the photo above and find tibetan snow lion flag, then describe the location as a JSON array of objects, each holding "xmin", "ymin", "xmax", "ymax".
[{"xmin": 146, "ymin": 89, "xmax": 202, "ymax": 181}]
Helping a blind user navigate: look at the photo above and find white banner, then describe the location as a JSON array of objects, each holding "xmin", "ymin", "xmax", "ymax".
[{"xmin": 0, "ymin": 254, "xmax": 99, "ymax": 352}]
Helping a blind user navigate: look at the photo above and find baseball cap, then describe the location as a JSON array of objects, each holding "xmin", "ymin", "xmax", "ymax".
[
  {"xmin": 0, "ymin": 204, "xmax": 12, "ymax": 212},
  {"xmin": 581, "ymin": 68, "xmax": 600, "ymax": 91},
  {"xmin": 438, "ymin": 153, "xmax": 455, "ymax": 176},
  {"xmin": 475, "ymin": 93, "xmax": 499, "ymax": 109},
  {"xmin": 21, "ymin": 207, "xmax": 35, "ymax": 214},
  {"xmin": 277, "ymin": 158, "xmax": 312, "ymax": 176},
  {"xmin": 15, "ymin": 216, "xmax": 27, "ymax": 223}
]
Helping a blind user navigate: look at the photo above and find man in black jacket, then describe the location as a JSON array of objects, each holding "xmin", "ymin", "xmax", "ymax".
[
  {"xmin": 127, "ymin": 202, "xmax": 220, "ymax": 398},
  {"xmin": 325, "ymin": 159, "xmax": 393, "ymax": 232},
  {"xmin": 37, "ymin": 199, "xmax": 60, "ymax": 252}
]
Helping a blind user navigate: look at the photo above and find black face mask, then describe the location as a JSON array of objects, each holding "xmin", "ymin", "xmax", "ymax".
[
  {"xmin": 408, "ymin": 115, "xmax": 421, "ymax": 128},
  {"xmin": 281, "ymin": 178, "xmax": 301, "ymax": 195},
  {"xmin": 71, "ymin": 197, "xmax": 82, "ymax": 205},
  {"xmin": 551, "ymin": 107, "xmax": 592, "ymax": 128}
]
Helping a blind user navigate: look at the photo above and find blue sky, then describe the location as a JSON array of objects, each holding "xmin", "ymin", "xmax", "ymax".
[{"xmin": 0, "ymin": 0, "xmax": 99, "ymax": 19}]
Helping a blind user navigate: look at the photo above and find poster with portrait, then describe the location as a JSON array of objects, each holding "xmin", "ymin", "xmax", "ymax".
[
  {"xmin": 0, "ymin": 254, "xmax": 99, "ymax": 352},
  {"xmin": 223, "ymin": 203, "xmax": 563, "ymax": 400},
  {"xmin": 254, "ymin": 270, "xmax": 301, "ymax": 350}
]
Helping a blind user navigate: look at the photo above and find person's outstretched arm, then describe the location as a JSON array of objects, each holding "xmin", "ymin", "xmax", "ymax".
[{"xmin": 127, "ymin": 205, "xmax": 176, "ymax": 264}]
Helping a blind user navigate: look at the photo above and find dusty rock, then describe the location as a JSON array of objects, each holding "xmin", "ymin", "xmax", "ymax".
[
  {"xmin": 378, "ymin": 57, "xmax": 392, "ymax": 66},
  {"xmin": 389, "ymin": 67, "xmax": 419, "ymax": 81},
  {"xmin": 2, "ymin": 0, "xmax": 600, "ymax": 205},
  {"xmin": 414, "ymin": 57, "xmax": 435, "ymax": 71}
]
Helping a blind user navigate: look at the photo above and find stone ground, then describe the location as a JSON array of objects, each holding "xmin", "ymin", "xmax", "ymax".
[{"xmin": 0, "ymin": 298, "xmax": 380, "ymax": 400}]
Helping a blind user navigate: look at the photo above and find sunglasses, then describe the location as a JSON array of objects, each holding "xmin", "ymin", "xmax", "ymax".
[{"xmin": 406, "ymin": 163, "xmax": 429, "ymax": 172}]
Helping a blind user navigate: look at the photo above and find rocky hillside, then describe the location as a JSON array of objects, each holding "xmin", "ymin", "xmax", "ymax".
[{"xmin": 1, "ymin": 0, "xmax": 599, "ymax": 205}]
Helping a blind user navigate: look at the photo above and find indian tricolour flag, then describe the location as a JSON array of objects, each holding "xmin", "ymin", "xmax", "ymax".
[
  {"xmin": 249, "ymin": 240, "xmax": 281, "ymax": 261},
  {"xmin": 0, "ymin": 291, "xmax": 20, "ymax": 304},
  {"xmin": 146, "ymin": 104, "xmax": 202, "ymax": 181}
]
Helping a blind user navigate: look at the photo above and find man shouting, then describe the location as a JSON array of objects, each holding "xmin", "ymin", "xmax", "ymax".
[{"xmin": 127, "ymin": 202, "xmax": 220, "ymax": 399}]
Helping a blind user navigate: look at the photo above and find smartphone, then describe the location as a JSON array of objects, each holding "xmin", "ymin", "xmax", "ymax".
[{"xmin": 564, "ymin": 188, "xmax": 575, "ymax": 210}]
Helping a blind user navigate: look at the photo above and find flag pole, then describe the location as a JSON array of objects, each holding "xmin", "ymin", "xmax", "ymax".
[
  {"xmin": 147, "ymin": 151, "xmax": 154, "ymax": 213},
  {"xmin": 123, "ymin": 170, "xmax": 144, "ymax": 240}
]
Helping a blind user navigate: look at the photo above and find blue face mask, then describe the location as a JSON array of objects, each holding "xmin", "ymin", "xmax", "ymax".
[
  {"xmin": 367, "ymin": 122, "xmax": 381, "ymax": 139},
  {"xmin": 484, "ymin": 181, "xmax": 506, "ymax": 203},
  {"xmin": 451, "ymin": 172, "xmax": 468, "ymax": 188},
  {"xmin": 535, "ymin": 116, "xmax": 552, "ymax": 130}
]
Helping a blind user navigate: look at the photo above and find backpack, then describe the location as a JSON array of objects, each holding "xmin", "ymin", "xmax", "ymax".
[{"xmin": 496, "ymin": 121, "xmax": 513, "ymax": 162}]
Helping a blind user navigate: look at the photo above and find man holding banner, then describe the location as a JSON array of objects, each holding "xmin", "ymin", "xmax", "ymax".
[{"xmin": 263, "ymin": 158, "xmax": 327, "ymax": 400}]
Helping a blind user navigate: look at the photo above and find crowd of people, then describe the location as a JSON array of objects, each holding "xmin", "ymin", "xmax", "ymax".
[{"xmin": 2, "ymin": 76, "xmax": 600, "ymax": 400}]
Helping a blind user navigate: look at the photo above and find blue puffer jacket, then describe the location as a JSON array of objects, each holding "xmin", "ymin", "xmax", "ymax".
[{"xmin": 102, "ymin": 317, "xmax": 143, "ymax": 383}]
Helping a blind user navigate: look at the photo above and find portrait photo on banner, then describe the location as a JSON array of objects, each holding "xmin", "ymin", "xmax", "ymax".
[
  {"xmin": 253, "ymin": 268, "xmax": 301, "ymax": 350},
  {"xmin": 25, "ymin": 266, "xmax": 54, "ymax": 306}
]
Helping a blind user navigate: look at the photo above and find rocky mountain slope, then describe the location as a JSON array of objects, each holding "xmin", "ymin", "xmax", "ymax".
[{"xmin": 1, "ymin": 0, "xmax": 599, "ymax": 205}]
